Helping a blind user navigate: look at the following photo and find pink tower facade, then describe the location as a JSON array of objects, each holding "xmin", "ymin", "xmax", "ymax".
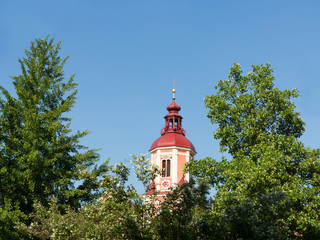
[{"xmin": 144, "ymin": 89, "xmax": 196, "ymax": 200}]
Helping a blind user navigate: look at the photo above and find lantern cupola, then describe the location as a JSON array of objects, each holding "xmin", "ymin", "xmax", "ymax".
[{"xmin": 161, "ymin": 89, "xmax": 185, "ymax": 136}]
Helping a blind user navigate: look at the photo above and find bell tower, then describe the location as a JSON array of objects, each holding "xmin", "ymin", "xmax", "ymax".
[{"xmin": 144, "ymin": 89, "xmax": 196, "ymax": 199}]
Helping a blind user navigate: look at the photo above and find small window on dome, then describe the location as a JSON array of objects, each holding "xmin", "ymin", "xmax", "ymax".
[{"xmin": 161, "ymin": 159, "xmax": 171, "ymax": 177}]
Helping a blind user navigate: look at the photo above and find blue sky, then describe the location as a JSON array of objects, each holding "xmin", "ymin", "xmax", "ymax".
[{"xmin": 1, "ymin": 1, "xmax": 320, "ymax": 193}]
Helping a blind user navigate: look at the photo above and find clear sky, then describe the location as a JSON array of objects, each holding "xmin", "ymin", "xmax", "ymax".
[{"xmin": 1, "ymin": 1, "xmax": 320, "ymax": 193}]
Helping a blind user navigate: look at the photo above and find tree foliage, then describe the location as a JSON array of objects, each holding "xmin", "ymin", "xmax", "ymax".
[
  {"xmin": 131, "ymin": 153, "xmax": 159, "ymax": 189},
  {"xmin": 18, "ymin": 163, "xmax": 152, "ymax": 240},
  {"xmin": 205, "ymin": 63, "xmax": 305, "ymax": 157},
  {"xmin": 18, "ymin": 170, "xmax": 212, "ymax": 240},
  {"xmin": 152, "ymin": 179, "xmax": 213, "ymax": 240},
  {"xmin": 188, "ymin": 63, "xmax": 320, "ymax": 238},
  {"xmin": 0, "ymin": 36, "xmax": 108, "ymax": 231},
  {"xmin": 2, "ymin": 37, "xmax": 320, "ymax": 239}
]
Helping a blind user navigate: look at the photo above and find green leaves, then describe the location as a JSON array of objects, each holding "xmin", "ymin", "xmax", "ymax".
[
  {"xmin": 152, "ymin": 179, "xmax": 212, "ymax": 240},
  {"xmin": 189, "ymin": 63, "xmax": 320, "ymax": 237},
  {"xmin": 18, "ymin": 161, "xmax": 153, "ymax": 240},
  {"xmin": 0, "ymin": 36, "xmax": 108, "ymax": 233},
  {"xmin": 2, "ymin": 38, "xmax": 319, "ymax": 239},
  {"xmin": 206, "ymin": 63, "xmax": 305, "ymax": 156},
  {"xmin": 131, "ymin": 153, "xmax": 159, "ymax": 189}
]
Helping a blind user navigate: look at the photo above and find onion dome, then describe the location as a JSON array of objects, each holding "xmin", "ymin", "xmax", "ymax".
[
  {"xmin": 150, "ymin": 89, "xmax": 196, "ymax": 153},
  {"xmin": 166, "ymin": 100, "xmax": 181, "ymax": 112}
]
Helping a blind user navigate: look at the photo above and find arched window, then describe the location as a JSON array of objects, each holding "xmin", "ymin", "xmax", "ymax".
[
  {"xmin": 161, "ymin": 159, "xmax": 171, "ymax": 177},
  {"xmin": 169, "ymin": 119, "xmax": 173, "ymax": 130}
]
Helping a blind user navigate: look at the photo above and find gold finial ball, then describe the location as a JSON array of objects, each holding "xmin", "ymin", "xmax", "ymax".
[{"xmin": 172, "ymin": 89, "xmax": 176, "ymax": 93}]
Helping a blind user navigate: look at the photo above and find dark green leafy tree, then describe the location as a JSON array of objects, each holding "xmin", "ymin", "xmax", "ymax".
[
  {"xmin": 205, "ymin": 63, "xmax": 305, "ymax": 157},
  {"xmin": 18, "ymin": 163, "xmax": 153, "ymax": 240},
  {"xmin": 130, "ymin": 153, "xmax": 159, "ymax": 190},
  {"xmin": 0, "ymin": 36, "xmax": 108, "ymax": 225},
  {"xmin": 187, "ymin": 63, "xmax": 320, "ymax": 238},
  {"xmin": 0, "ymin": 199, "xmax": 26, "ymax": 239},
  {"xmin": 152, "ymin": 179, "xmax": 213, "ymax": 240}
]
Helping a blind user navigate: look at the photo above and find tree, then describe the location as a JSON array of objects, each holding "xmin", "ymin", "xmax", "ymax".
[
  {"xmin": 130, "ymin": 153, "xmax": 159, "ymax": 190},
  {"xmin": 187, "ymin": 63, "xmax": 320, "ymax": 238},
  {"xmin": 147, "ymin": 178, "xmax": 212, "ymax": 240},
  {"xmin": 0, "ymin": 36, "xmax": 108, "ymax": 223},
  {"xmin": 18, "ymin": 163, "xmax": 152, "ymax": 240}
]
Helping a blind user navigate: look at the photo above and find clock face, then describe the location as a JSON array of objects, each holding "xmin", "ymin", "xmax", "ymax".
[{"xmin": 161, "ymin": 180, "xmax": 170, "ymax": 189}]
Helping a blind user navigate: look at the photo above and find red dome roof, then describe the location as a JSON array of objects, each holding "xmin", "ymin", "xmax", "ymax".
[{"xmin": 150, "ymin": 132, "xmax": 196, "ymax": 153}]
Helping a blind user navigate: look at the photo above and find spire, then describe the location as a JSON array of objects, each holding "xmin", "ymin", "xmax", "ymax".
[
  {"xmin": 173, "ymin": 78, "xmax": 176, "ymax": 99},
  {"xmin": 160, "ymin": 88, "xmax": 186, "ymax": 136},
  {"xmin": 166, "ymin": 85, "xmax": 181, "ymax": 112}
]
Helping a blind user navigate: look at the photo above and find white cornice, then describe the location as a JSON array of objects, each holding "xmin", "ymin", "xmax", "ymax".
[{"xmin": 150, "ymin": 146, "xmax": 196, "ymax": 156}]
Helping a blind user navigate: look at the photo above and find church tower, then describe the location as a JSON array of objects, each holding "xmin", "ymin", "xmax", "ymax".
[{"xmin": 143, "ymin": 89, "xmax": 196, "ymax": 200}]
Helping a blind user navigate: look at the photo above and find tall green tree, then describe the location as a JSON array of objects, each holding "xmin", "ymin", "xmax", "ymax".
[
  {"xmin": 19, "ymin": 163, "xmax": 151, "ymax": 240},
  {"xmin": 0, "ymin": 36, "xmax": 108, "ymax": 220},
  {"xmin": 188, "ymin": 63, "xmax": 320, "ymax": 238},
  {"xmin": 152, "ymin": 179, "xmax": 213, "ymax": 240}
]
